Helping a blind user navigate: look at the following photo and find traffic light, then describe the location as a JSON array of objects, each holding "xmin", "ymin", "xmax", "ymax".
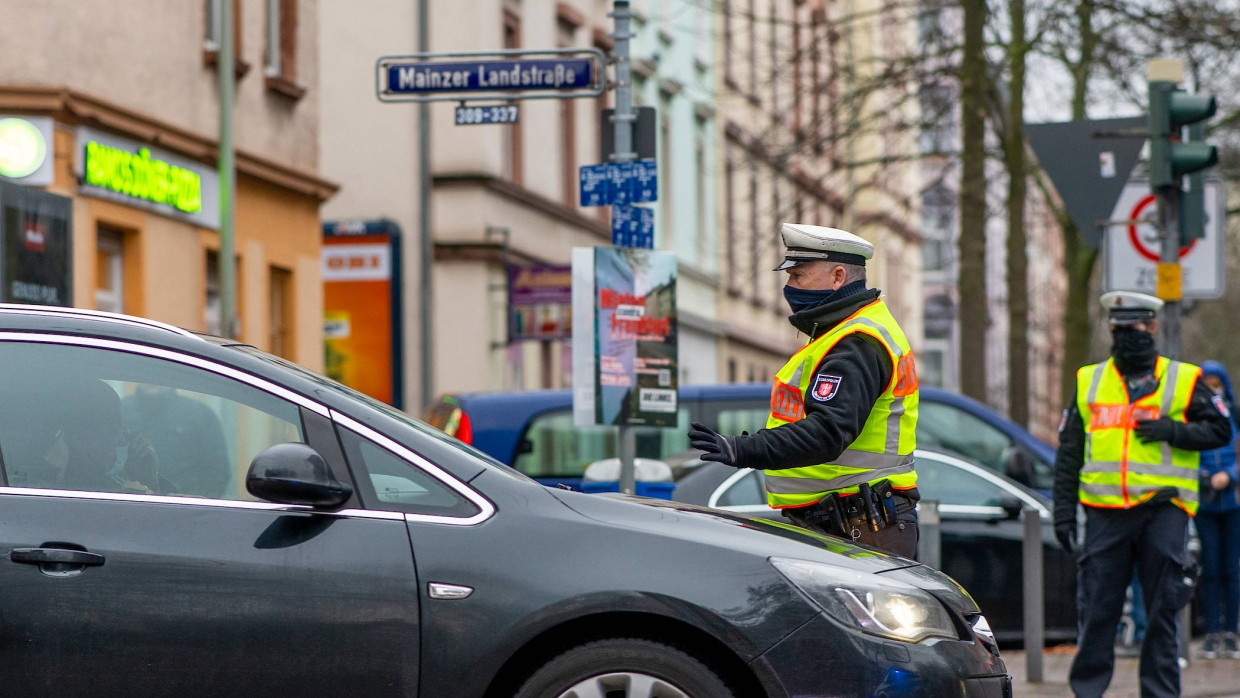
[
  {"xmin": 1147, "ymin": 80, "xmax": 1218, "ymax": 189},
  {"xmin": 1179, "ymin": 124, "xmax": 1207, "ymax": 243}
]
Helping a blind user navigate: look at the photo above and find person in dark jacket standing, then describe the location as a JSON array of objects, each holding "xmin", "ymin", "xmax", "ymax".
[
  {"xmin": 1195, "ymin": 360, "xmax": 1240, "ymax": 659},
  {"xmin": 1053, "ymin": 291, "xmax": 1231, "ymax": 698},
  {"xmin": 688, "ymin": 223, "xmax": 920, "ymax": 558}
]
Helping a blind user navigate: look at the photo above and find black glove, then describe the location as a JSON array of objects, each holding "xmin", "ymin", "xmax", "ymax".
[
  {"xmin": 688, "ymin": 422, "xmax": 739, "ymax": 467},
  {"xmin": 1134, "ymin": 418, "xmax": 1178, "ymax": 444},
  {"xmin": 1054, "ymin": 521, "xmax": 1076, "ymax": 554}
]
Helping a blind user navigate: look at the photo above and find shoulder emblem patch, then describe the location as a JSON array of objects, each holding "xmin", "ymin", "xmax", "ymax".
[
  {"xmin": 811, "ymin": 374, "xmax": 843, "ymax": 401},
  {"xmin": 1212, "ymin": 394, "xmax": 1231, "ymax": 419}
]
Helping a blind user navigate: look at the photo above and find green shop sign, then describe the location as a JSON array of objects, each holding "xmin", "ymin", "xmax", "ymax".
[
  {"xmin": 84, "ymin": 141, "xmax": 201, "ymax": 213},
  {"xmin": 75, "ymin": 127, "xmax": 219, "ymax": 229}
]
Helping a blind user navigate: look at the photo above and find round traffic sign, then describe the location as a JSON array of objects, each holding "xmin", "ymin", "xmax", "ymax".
[{"xmin": 1127, "ymin": 194, "xmax": 1197, "ymax": 262}]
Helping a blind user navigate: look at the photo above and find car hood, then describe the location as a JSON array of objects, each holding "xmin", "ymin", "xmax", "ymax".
[{"xmin": 548, "ymin": 489, "xmax": 980, "ymax": 616}]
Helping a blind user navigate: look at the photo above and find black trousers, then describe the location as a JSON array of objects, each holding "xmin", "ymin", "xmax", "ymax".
[{"xmin": 1070, "ymin": 503, "xmax": 1195, "ymax": 698}]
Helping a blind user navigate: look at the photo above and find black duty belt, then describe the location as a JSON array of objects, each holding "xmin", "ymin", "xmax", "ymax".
[{"xmin": 785, "ymin": 480, "xmax": 918, "ymax": 540}]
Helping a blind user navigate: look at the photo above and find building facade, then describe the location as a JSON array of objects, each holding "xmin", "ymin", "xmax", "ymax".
[
  {"xmin": 321, "ymin": 0, "xmax": 721, "ymax": 409},
  {"xmin": 0, "ymin": 0, "xmax": 333, "ymax": 369},
  {"xmin": 714, "ymin": 0, "xmax": 926, "ymax": 382}
]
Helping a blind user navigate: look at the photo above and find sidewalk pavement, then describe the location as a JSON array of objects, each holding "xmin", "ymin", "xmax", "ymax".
[{"xmin": 1003, "ymin": 641, "xmax": 1240, "ymax": 697}]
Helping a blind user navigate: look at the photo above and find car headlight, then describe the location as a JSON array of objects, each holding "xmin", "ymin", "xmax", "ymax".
[{"xmin": 770, "ymin": 557, "xmax": 957, "ymax": 643}]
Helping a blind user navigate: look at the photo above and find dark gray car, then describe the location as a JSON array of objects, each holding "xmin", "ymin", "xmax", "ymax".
[{"xmin": 0, "ymin": 304, "xmax": 1010, "ymax": 697}]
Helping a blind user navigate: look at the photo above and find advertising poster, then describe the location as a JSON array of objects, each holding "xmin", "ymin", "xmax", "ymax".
[
  {"xmin": 572, "ymin": 247, "xmax": 677, "ymax": 427},
  {"xmin": 0, "ymin": 180, "xmax": 71, "ymax": 306},
  {"xmin": 322, "ymin": 220, "xmax": 403, "ymax": 407},
  {"xmin": 508, "ymin": 265, "xmax": 572, "ymax": 341}
]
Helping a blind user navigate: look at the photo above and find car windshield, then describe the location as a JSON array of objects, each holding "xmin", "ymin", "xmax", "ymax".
[{"xmin": 226, "ymin": 344, "xmax": 529, "ymax": 480}]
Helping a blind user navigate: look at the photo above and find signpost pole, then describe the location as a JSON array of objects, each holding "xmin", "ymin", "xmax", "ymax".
[
  {"xmin": 417, "ymin": 0, "xmax": 434, "ymax": 410},
  {"xmin": 610, "ymin": 0, "xmax": 638, "ymax": 495},
  {"xmin": 1149, "ymin": 59, "xmax": 1184, "ymax": 359},
  {"xmin": 218, "ymin": 0, "xmax": 237, "ymax": 338}
]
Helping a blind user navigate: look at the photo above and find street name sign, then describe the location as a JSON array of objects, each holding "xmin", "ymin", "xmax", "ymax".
[
  {"xmin": 611, "ymin": 204, "xmax": 654, "ymax": 249},
  {"xmin": 377, "ymin": 49, "xmax": 605, "ymax": 103},
  {"xmin": 1103, "ymin": 177, "xmax": 1225, "ymax": 299},
  {"xmin": 578, "ymin": 160, "xmax": 658, "ymax": 207}
]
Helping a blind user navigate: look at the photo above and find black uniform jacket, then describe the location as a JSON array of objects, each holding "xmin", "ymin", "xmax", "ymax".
[
  {"xmin": 731, "ymin": 289, "xmax": 896, "ymax": 471},
  {"xmin": 1051, "ymin": 361, "xmax": 1232, "ymax": 527}
]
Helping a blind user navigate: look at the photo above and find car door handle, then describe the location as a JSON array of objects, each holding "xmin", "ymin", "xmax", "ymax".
[{"xmin": 10, "ymin": 548, "xmax": 106, "ymax": 567}]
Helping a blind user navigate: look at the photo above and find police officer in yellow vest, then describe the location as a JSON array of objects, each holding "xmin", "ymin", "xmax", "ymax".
[
  {"xmin": 1053, "ymin": 291, "xmax": 1230, "ymax": 698},
  {"xmin": 689, "ymin": 223, "xmax": 921, "ymax": 558}
]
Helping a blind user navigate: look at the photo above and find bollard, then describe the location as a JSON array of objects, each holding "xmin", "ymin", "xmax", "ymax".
[
  {"xmin": 918, "ymin": 500, "xmax": 940, "ymax": 569},
  {"xmin": 1021, "ymin": 507, "xmax": 1044, "ymax": 683}
]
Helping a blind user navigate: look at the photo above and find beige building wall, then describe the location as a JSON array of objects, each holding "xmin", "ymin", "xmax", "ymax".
[{"xmin": 0, "ymin": 1, "xmax": 332, "ymax": 369}]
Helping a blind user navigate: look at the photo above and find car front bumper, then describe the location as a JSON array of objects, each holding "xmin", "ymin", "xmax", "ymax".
[{"xmin": 750, "ymin": 612, "xmax": 1011, "ymax": 697}]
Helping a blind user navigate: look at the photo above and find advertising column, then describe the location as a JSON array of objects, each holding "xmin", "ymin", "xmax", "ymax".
[{"xmin": 322, "ymin": 220, "xmax": 403, "ymax": 407}]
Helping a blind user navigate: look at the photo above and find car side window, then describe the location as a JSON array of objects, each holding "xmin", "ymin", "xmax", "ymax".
[
  {"xmin": 717, "ymin": 470, "xmax": 766, "ymax": 507},
  {"xmin": 917, "ymin": 401, "xmax": 1013, "ymax": 469},
  {"xmin": 512, "ymin": 408, "xmax": 690, "ymax": 479},
  {"xmin": 0, "ymin": 341, "xmax": 303, "ymax": 500},
  {"xmin": 716, "ymin": 408, "xmax": 769, "ymax": 437},
  {"xmin": 913, "ymin": 456, "xmax": 1008, "ymax": 508},
  {"xmin": 336, "ymin": 427, "xmax": 480, "ymax": 518}
]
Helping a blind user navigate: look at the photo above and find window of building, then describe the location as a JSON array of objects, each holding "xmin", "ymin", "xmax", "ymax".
[
  {"xmin": 503, "ymin": 9, "xmax": 523, "ymax": 186},
  {"xmin": 747, "ymin": 0, "xmax": 758, "ymax": 98},
  {"xmin": 269, "ymin": 266, "xmax": 292, "ymax": 359},
  {"xmin": 205, "ymin": 251, "xmax": 221, "ymax": 336},
  {"xmin": 749, "ymin": 162, "xmax": 759, "ymax": 300},
  {"xmin": 724, "ymin": 149, "xmax": 738, "ymax": 294},
  {"xmin": 919, "ymin": 83, "xmax": 955, "ymax": 155},
  {"xmin": 203, "ymin": 0, "xmax": 250, "ymax": 77},
  {"xmin": 659, "ymin": 92, "xmax": 673, "ymax": 246},
  {"xmin": 694, "ymin": 123, "xmax": 708, "ymax": 261},
  {"xmin": 264, "ymin": 0, "xmax": 304, "ymax": 99},
  {"xmin": 95, "ymin": 226, "xmax": 126, "ymax": 314}
]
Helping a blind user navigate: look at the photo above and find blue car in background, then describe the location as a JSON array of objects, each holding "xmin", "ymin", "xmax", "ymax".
[{"xmin": 424, "ymin": 384, "xmax": 1056, "ymax": 494}]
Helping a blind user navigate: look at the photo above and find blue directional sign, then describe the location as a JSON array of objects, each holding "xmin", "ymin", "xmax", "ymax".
[
  {"xmin": 580, "ymin": 164, "xmax": 612, "ymax": 207},
  {"xmin": 631, "ymin": 159, "xmax": 657, "ymax": 203},
  {"xmin": 377, "ymin": 49, "xmax": 605, "ymax": 103},
  {"xmin": 612, "ymin": 205, "xmax": 655, "ymax": 249},
  {"xmin": 579, "ymin": 159, "xmax": 659, "ymax": 207}
]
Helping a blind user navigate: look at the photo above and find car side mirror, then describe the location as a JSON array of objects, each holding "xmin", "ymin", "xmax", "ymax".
[
  {"xmin": 999, "ymin": 495, "xmax": 1024, "ymax": 520},
  {"xmin": 246, "ymin": 443, "xmax": 352, "ymax": 508}
]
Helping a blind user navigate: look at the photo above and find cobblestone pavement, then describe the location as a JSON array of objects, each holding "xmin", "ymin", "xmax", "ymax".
[{"xmin": 1003, "ymin": 641, "xmax": 1240, "ymax": 697}]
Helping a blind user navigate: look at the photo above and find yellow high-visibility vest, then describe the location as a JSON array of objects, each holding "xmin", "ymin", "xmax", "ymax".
[
  {"xmin": 765, "ymin": 298, "xmax": 918, "ymax": 508},
  {"xmin": 1075, "ymin": 356, "xmax": 1201, "ymax": 516}
]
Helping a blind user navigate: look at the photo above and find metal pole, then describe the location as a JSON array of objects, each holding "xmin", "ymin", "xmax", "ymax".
[
  {"xmin": 611, "ymin": 0, "xmax": 636, "ymax": 495},
  {"xmin": 1021, "ymin": 507, "xmax": 1045, "ymax": 682},
  {"xmin": 417, "ymin": 0, "xmax": 434, "ymax": 410},
  {"xmin": 918, "ymin": 500, "xmax": 940, "ymax": 569},
  {"xmin": 1156, "ymin": 188, "xmax": 1181, "ymax": 359},
  {"xmin": 218, "ymin": 0, "xmax": 237, "ymax": 338}
]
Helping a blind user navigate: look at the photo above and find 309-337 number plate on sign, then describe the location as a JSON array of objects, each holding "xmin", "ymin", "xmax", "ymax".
[{"xmin": 454, "ymin": 105, "xmax": 519, "ymax": 125}]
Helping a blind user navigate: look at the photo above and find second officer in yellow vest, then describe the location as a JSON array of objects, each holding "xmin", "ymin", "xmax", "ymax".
[
  {"xmin": 688, "ymin": 223, "xmax": 921, "ymax": 558},
  {"xmin": 1052, "ymin": 291, "xmax": 1230, "ymax": 698}
]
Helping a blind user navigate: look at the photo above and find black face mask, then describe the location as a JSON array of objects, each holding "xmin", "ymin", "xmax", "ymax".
[{"xmin": 1110, "ymin": 326, "xmax": 1157, "ymax": 372}]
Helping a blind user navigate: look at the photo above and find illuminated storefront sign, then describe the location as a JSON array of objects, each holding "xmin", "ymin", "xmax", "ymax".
[
  {"xmin": 75, "ymin": 127, "xmax": 219, "ymax": 229},
  {"xmin": 83, "ymin": 142, "xmax": 201, "ymax": 213},
  {"xmin": 0, "ymin": 117, "xmax": 54, "ymax": 185}
]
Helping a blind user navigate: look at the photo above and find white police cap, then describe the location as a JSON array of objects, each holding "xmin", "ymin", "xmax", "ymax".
[
  {"xmin": 1100, "ymin": 291, "xmax": 1163, "ymax": 326},
  {"xmin": 774, "ymin": 223, "xmax": 875, "ymax": 271}
]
